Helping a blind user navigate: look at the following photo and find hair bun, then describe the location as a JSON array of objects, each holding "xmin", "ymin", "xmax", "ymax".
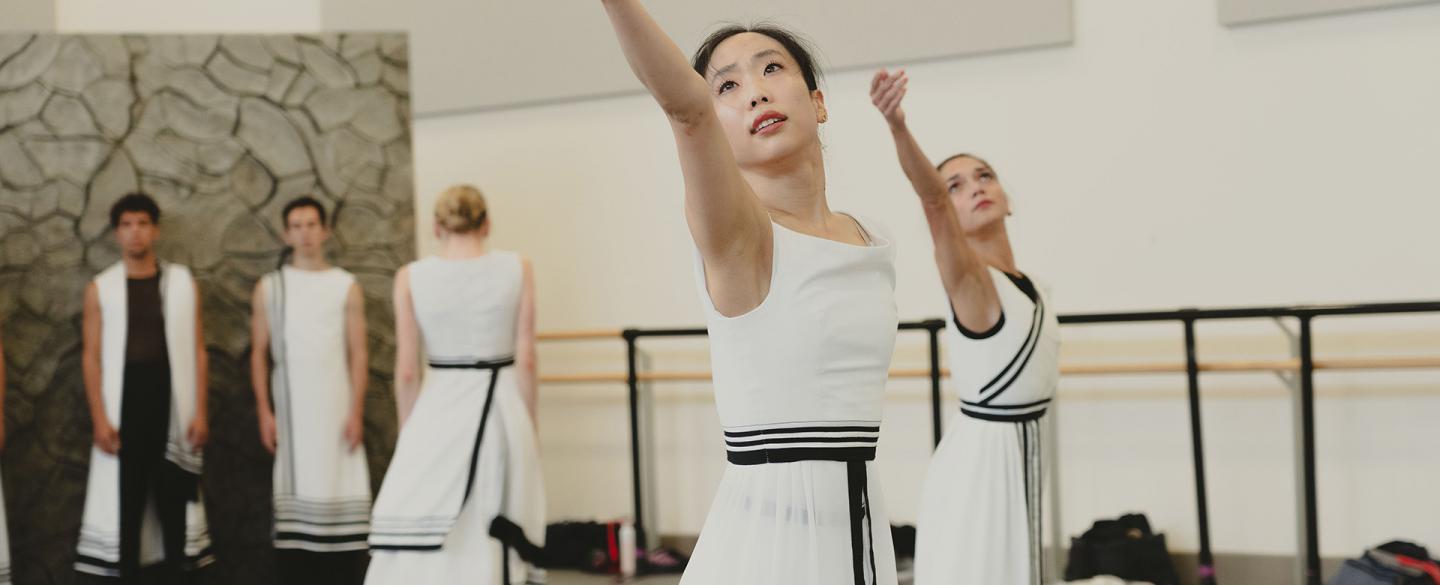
[{"xmin": 435, "ymin": 184, "xmax": 489, "ymax": 233}]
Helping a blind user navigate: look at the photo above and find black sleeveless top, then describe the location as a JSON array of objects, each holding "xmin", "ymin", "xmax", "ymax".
[{"xmin": 125, "ymin": 274, "xmax": 170, "ymax": 365}]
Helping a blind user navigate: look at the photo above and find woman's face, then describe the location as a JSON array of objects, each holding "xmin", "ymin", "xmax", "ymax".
[
  {"xmin": 702, "ymin": 33, "xmax": 826, "ymax": 169},
  {"xmin": 939, "ymin": 156, "xmax": 1010, "ymax": 234}
]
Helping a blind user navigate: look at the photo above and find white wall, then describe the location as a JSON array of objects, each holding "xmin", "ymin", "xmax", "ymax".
[
  {"xmin": 54, "ymin": 0, "xmax": 322, "ymax": 33},
  {"xmin": 412, "ymin": 0, "xmax": 1440, "ymax": 562}
]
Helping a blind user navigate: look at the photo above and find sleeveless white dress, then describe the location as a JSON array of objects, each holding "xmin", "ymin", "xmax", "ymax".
[
  {"xmin": 681, "ymin": 216, "xmax": 900, "ymax": 585},
  {"xmin": 366, "ymin": 253, "xmax": 546, "ymax": 585},
  {"xmin": 263, "ymin": 266, "xmax": 372, "ymax": 552},
  {"xmin": 913, "ymin": 267, "xmax": 1060, "ymax": 585}
]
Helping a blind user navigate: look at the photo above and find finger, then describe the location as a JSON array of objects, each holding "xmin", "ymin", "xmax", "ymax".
[
  {"xmin": 870, "ymin": 69, "xmax": 888, "ymax": 93},
  {"xmin": 878, "ymin": 82, "xmax": 905, "ymax": 113},
  {"xmin": 881, "ymin": 78, "xmax": 904, "ymax": 108},
  {"xmin": 871, "ymin": 71, "xmax": 900, "ymax": 102},
  {"xmin": 884, "ymin": 86, "xmax": 908, "ymax": 114}
]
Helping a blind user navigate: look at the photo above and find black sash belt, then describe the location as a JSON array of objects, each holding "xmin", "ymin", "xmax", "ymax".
[
  {"xmin": 960, "ymin": 397, "xmax": 1050, "ymax": 423},
  {"xmin": 722, "ymin": 423, "xmax": 879, "ymax": 584}
]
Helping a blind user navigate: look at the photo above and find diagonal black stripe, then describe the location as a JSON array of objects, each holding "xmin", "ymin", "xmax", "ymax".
[
  {"xmin": 979, "ymin": 298, "xmax": 1047, "ymax": 406},
  {"xmin": 976, "ymin": 297, "xmax": 1044, "ymax": 396}
]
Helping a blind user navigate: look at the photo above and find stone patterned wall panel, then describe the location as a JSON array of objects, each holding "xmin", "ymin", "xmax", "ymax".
[{"xmin": 0, "ymin": 33, "xmax": 414, "ymax": 585}]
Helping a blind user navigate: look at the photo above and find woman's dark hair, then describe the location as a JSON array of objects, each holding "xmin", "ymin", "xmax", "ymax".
[
  {"xmin": 109, "ymin": 192, "xmax": 161, "ymax": 227},
  {"xmin": 281, "ymin": 196, "xmax": 329, "ymax": 227},
  {"xmin": 936, "ymin": 153, "xmax": 998, "ymax": 176},
  {"xmin": 692, "ymin": 24, "xmax": 822, "ymax": 91}
]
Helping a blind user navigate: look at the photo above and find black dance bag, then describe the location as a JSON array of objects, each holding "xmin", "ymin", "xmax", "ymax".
[{"xmin": 1065, "ymin": 513, "xmax": 1180, "ymax": 585}]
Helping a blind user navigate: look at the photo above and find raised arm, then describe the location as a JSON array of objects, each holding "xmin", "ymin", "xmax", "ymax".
[
  {"xmin": 599, "ymin": 0, "xmax": 771, "ymax": 313},
  {"xmin": 871, "ymin": 69, "xmax": 1001, "ymax": 331}
]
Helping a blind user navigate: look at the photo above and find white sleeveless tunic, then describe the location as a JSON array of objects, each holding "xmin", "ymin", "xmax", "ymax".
[
  {"xmin": 682, "ymin": 217, "xmax": 900, "ymax": 585},
  {"xmin": 914, "ymin": 267, "xmax": 1060, "ymax": 585},
  {"xmin": 263, "ymin": 266, "xmax": 372, "ymax": 552},
  {"xmin": 367, "ymin": 252, "xmax": 546, "ymax": 585}
]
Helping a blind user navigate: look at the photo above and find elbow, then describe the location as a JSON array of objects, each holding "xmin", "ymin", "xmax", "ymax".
[
  {"xmin": 653, "ymin": 82, "xmax": 712, "ymax": 128},
  {"xmin": 517, "ymin": 356, "xmax": 538, "ymax": 377},
  {"xmin": 395, "ymin": 367, "xmax": 418, "ymax": 387}
]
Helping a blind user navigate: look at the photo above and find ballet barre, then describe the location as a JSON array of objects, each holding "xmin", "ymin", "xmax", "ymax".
[
  {"xmin": 534, "ymin": 300, "xmax": 1440, "ymax": 585},
  {"xmin": 537, "ymin": 356, "xmax": 1440, "ymax": 384}
]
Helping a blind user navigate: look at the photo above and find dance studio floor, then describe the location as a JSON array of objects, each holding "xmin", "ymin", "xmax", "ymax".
[
  {"xmin": 549, "ymin": 565, "xmax": 917, "ymax": 584},
  {"xmin": 550, "ymin": 572, "xmax": 679, "ymax": 585}
]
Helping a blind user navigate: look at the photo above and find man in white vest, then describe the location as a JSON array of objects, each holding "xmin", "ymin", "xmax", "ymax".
[
  {"xmin": 79, "ymin": 193, "xmax": 213, "ymax": 582},
  {"xmin": 251, "ymin": 196, "xmax": 371, "ymax": 584}
]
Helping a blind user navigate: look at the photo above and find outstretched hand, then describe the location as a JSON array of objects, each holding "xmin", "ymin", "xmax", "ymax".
[{"xmin": 870, "ymin": 69, "xmax": 909, "ymax": 128}]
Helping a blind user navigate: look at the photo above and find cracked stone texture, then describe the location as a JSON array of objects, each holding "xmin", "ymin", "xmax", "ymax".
[{"xmin": 0, "ymin": 33, "xmax": 414, "ymax": 585}]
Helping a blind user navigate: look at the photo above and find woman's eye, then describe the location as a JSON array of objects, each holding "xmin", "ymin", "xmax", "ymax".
[
  {"xmin": 765, "ymin": 62, "xmax": 782, "ymax": 74},
  {"xmin": 718, "ymin": 80, "xmax": 737, "ymax": 94}
]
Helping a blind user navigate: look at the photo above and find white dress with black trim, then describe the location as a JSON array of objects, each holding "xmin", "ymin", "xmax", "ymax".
[
  {"xmin": 366, "ymin": 253, "xmax": 546, "ymax": 585},
  {"xmin": 913, "ymin": 267, "xmax": 1060, "ymax": 585},
  {"xmin": 681, "ymin": 216, "xmax": 900, "ymax": 585},
  {"xmin": 263, "ymin": 266, "xmax": 372, "ymax": 552}
]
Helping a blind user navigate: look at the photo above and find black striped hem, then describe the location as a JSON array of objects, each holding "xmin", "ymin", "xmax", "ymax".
[
  {"xmin": 275, "ymin": 531, "xmax": 370, "ymax": 545},
  {"xmin": 370, "ymin": 543, "xmax": 443, "ymax": 551}
]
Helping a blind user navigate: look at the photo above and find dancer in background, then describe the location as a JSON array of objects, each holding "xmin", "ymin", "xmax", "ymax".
[
  {"xmin": 251, "ymin": 196, "xmax": 372, "ymax": 584},
  {"xmin": 78, "ymin": 193, "xmax": 213, "ymax": 582},
  {"xmin": 366, "ymin": 185, "xmax": 544, "ymax": 585},
  {"xmin": 871, "ymin": 69, "xmax": 1060, "ymax": 585}
]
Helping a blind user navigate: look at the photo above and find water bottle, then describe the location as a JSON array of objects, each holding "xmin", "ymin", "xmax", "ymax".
[{"xmin": 618, "ymin": 519, "xmax": 637, "ymax": 579}]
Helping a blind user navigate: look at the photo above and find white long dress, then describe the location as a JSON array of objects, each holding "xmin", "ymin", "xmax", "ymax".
[
  {"xmin": 681, "ymin": 216, "xmax": 901, "ymax": 585},
  {"xmin": 366, "ymin": 252, "xmax": 546, "ymax": 585},
  {"xmin": 263, "ymin": 266, "xmax": 372, "ymax": 552},
  {"xmin": 913, "ymin": 268, "xmax": 1060, "ymax": 585}
]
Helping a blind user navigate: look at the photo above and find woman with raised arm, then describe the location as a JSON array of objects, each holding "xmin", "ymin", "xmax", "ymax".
[
  {"xmin": 871, "ymin": 69, "xmax": 1060, "ymax": 585},
  {"xmin": 599, "ymin": 2, "xmax": 900, "ymax": 584}
]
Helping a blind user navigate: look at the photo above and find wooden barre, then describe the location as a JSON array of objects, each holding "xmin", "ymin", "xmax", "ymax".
[
  {"xmin": 536, "ymin": 356, "xmax": 1440, "ymax": 384},
  {"xmin": 537, "ymin": 329, "xmax": 623, "ymax": 341}
]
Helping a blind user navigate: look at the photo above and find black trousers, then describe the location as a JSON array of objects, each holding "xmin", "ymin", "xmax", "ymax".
[
  {"xmin": 117, "ymin": 361, "xmax": 192, "ymax": 584},
  {"xmin": 276, "ymin": 549, "xmax": 368, "ymax": 585}
]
